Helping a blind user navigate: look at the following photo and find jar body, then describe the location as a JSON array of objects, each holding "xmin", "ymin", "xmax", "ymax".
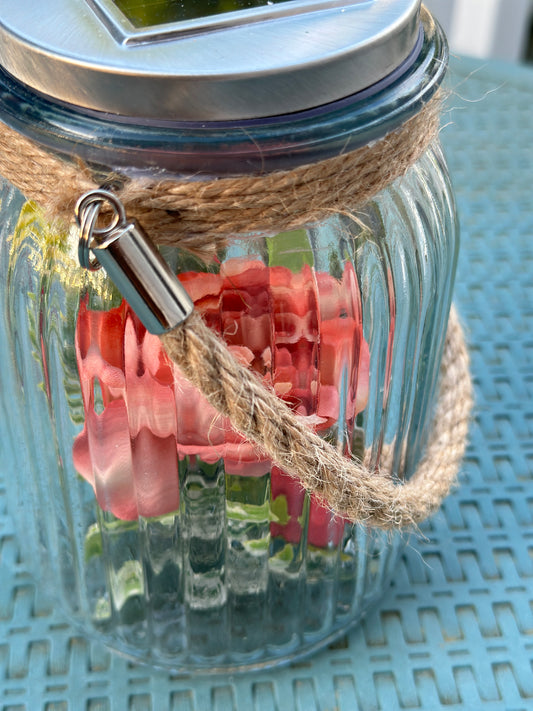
[{"xmin": 0, "ymin": 139, "xmax": 458, "ymax": 670}]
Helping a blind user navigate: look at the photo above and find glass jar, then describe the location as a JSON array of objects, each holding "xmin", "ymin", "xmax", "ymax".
[{"xmin": 0, "ymin": 2, "xmax": 457, "ymax": 671}]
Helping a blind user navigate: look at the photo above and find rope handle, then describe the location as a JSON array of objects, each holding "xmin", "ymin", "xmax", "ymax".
[
  {"xmin": 0, "ymin": 94, "xmax": 441, "ymax": 262},
  {"xmin": 73, "ymin": 188, "xmax": 473, "ymax": 530},
  {"xmin": 161, "ymin": 307, "xmax": 472, "ymax": 529}
]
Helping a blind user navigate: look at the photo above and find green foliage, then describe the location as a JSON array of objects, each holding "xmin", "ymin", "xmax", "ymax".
[
  {"xmin": 225, "ymin": 472, "xmax": 269, "ymax": 506},
  {"xmin": 84, "ymin": 518, "xmax": 141, "ymax": 562},
  {"xmin": 266, "ymin": 229, "xmax": 314, "ymax": 273},
  {"xmin": 328, "ymin": 248, "xmax": 343, "ymax": 279},
  {"xmin": 270, "ymin": 494, "xmax": 290, "ymax": 526},
  {"xmin": 84, "ymin": 523, "xmax": 103, "ymax": 562}
]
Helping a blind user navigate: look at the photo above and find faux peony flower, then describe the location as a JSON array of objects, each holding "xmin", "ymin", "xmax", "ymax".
[{"xmin": 73, "ymin": 258, "xmax": 369, "ymax": 545}]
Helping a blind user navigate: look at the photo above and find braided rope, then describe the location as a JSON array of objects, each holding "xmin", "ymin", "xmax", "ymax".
[
  {"xmin": 161, "ymin": 306, "xmax": 472, "ymax": 529},
  {"xmin": 0, "ymin": 96, "xmax": 440, "ymax": 261}
]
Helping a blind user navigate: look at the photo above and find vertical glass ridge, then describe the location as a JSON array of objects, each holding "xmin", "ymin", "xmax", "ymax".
[{"xmin": 0, "ymin": 140, "xmax": 459, "ymax": 670}]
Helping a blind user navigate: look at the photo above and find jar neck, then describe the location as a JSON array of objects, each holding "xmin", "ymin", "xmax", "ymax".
[{"xmin": 0, "ymin": 9, "xmax": 446, "ymax": 177}]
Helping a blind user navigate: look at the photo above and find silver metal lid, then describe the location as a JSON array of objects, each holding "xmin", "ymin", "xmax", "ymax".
[{"xmin": 0, "ymin": 0, "xmax": 421, "ymax": 121}]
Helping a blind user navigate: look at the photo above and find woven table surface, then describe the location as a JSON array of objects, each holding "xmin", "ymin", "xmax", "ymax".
[{"xmin": 1, "ymin": 55, "xmax": 532, "ymax": 711}]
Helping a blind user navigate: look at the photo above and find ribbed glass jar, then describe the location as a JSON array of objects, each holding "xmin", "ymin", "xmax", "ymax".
[{"xmin": 0, "ymin": 13, "xmax": 457, "ymax": 671}]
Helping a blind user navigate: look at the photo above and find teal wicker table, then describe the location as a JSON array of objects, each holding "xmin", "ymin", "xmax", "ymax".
[{"xmin": 1, "ymin": 56, "xmax": 533, "ymax": 711}]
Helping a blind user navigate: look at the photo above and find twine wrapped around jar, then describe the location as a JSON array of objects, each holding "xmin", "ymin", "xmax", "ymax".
[{"xmin": 0, "ymin": 91, "xmax": 473, "ymax": 529}]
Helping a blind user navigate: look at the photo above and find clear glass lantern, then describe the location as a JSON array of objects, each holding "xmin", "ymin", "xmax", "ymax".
[{"xmin": 0, "ymin": 0, "xmax": 458, "ymax": 670}]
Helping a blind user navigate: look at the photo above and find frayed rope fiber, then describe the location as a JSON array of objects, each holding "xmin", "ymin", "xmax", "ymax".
[
  {"xmin": 162, "ymin": 307, "xmax": 472, "ymax": 529},
  {"xmin": 0, "ymin": 91, "xmax": 472, "ymax": 528},
  {"xmin": 0, "ymin": 96, "xmax": 440, "ymax": 261}
]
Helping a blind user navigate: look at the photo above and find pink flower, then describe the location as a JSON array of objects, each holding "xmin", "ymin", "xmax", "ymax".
[{"xmin": 73, "ymin": 258, "xmax": 369, "ymax": 544}]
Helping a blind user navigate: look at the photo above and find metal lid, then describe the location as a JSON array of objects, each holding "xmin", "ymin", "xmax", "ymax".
[{"xmin": 0, "ymin": 0, "xmax": 422, "ymax": 121}]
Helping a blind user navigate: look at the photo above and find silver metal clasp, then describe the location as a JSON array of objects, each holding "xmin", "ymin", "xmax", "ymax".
[{"xmin": 75, "ymin": 189, "xmax": 194, "ymax": 334}]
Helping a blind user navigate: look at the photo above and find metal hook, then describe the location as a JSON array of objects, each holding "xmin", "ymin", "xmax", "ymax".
[
  {"xmin": 74, "ymin": 188, "xmax": 194, "ymax": 334},
  {"xmin": 75, "ymin": 189, "xmax": 128, "ymax": 271}
]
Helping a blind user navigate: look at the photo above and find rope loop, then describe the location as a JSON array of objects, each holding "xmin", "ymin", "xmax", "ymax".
[{"xmin": 161, "ymin": 306, "xmax": 472, "ymax": 529}]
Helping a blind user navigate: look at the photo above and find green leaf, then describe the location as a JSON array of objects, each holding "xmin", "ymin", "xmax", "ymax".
[
  {"xmin": 271, "ymin": 542, "xmax": 294, "ymax": 563},
  {"xmin": 270, "ymin": 495, "xmax": 290, "ymax": 526},
  {"xmin": 328, "ymin": 248, "xmax": 343, "ymax": 279},
  {"xmin": 226, "ymin": 500, "xmax": 270, "ymax": 523},
  {"xmin": 225, "ymin": 473, "xmax": 269, "ymax": 506},
  {"xmin": 266, "ymin": 230, "xmax": 314, "ymax": 273},
  {"xmin": 84, "ymin": 523, "xmax": 103, "ymax": 562},
  {"xmin": 114, "ymin": 560, "xmax": 145, "ymax": 609},
  {"xmin": 244, "ymin": 538, "xmax": 270, "ymax": 554}
]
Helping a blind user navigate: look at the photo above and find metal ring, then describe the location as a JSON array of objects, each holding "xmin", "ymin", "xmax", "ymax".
[
  {"xmin": 75, "ymin": 189, "xmax": 127, "ymax": 235},
  {"xmin": 78, "ymin": 201, "xmax": 102, "ymax": 271},
  {"xmin": 75, "ymin": 189, "xmax": 127, "ymax": 271}
]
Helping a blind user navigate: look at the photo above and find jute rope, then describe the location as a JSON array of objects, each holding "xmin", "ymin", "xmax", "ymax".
[
  {"xmin": 0, "ymin": 91, "xmax": 473, "ymax": 528},
  {"xmin": 0, "ymin": 96, "xmax": 440, "ymax": 260},
  {"xmin": 162, "ymin": 307, "xmax": 471, "ymax": 529}
]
